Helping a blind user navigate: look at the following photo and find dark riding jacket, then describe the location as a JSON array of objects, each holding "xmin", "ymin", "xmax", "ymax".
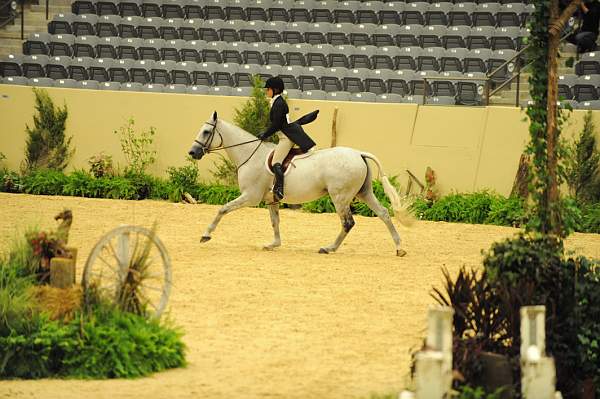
[{"xmin": 259, "ymin": 95, "xmax": 317, "ymax": 153}]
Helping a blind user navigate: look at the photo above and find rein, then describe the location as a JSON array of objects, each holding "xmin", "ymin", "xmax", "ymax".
[{"xmin": 194, "ymin": 121, "xmax": 263, "ymax": 172}]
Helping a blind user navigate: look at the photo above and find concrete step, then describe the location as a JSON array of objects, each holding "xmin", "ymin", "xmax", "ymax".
[{"xmin": 29, "ymin": 4, "xmax": 72, "ymax": 14}]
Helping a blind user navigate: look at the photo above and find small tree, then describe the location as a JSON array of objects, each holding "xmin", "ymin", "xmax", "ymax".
[
  {"xmin": 566, "ymin": 111, "xmax": 600, "ymax": 203},
  {"xmin": 113, "ymin": 118, "xmax": 157, "ymax": 176},
  {"xmin": 22, "ymin": 88, "xmax": 74, "ymax": 173},
  {"xmin": 212, "ymin": 75, "xmax": 271, "ymax": 185},
  {"xmin": 233, "ymin": 75, "xmax": 270, "ymax": 135}
]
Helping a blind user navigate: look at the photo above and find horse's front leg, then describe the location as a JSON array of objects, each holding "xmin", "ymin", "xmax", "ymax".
[
  {"xmin": 201, "ymin": 193, "xmax": 255, "ymax": 242},
  {"xmin": 263, "ymin": 203, "xmax": 281, "ymax": 250}
]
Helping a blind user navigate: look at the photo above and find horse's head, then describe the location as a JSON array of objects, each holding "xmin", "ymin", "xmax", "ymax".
[{"xmin": 188, "ymin": 111, "xmax": 220, "ymax": 160}]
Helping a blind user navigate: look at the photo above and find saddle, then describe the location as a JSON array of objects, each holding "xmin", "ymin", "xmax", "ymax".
[{"xmin": 266, "ymin": 148, "xmax": 312, "ymax": 174}]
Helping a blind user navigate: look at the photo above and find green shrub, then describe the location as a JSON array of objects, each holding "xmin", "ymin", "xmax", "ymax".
[
  {"xmin": 61, "ymin": 305, "xmax": 185, "ymax": 378},
  {"xmin": 302, "ymin": 195, "xmax": 336, "ymax": 213},
  {"xmin": 485, "ymin": 195, "xmax": 526, "ymax": 227},
  {"xmin": 302, "ymin": 179, "xmax": 399, "ymax": 216},
  {"xmin": 114, "ymin": 118, "xmax": 157, "ymax": 176},
  {"xmin": 195, "ymin": 184, "xmax": 241, "ymax": 205},
  {"xmin": 0, "ymin": 306, "xmax": 186, "ymax": 379},
  {"xmin": 481, "ymin": 234, "xmax": 598, "ymax": 397},
  {"xmin": 579, "ymin": 203, "xmax": 600, "ymax": 234},
  {"xmin": 22, "ymin": 88, "xmax": 74, "ymax": 173},
  {"xmin": 62, "ymin": 170, "xmax": 101, "ymax": 198},
  {"xmin": 167, "ymin": 158, "xmax": 200, "ymax": 202},
  {"xmin": 0, "ymin": 233, "xmax": 186, "ymax": 379},
  {"xmin": 0, "ymin": 170, "xmax": 22, "ymax": 193},
  {"xmin": 21, "ymin": 169, "xmax": 69, "ymax": 196},
  {"xmin": 565, "ymin": 110, "xmax": 600, "ymax": 203},
  {"xmin": 572, "ymin": 256, "xmax": 600, "ymax": 393},
  {"xmin": 454, "ymin": 385, "xmax": 503, "ymax": 399}
]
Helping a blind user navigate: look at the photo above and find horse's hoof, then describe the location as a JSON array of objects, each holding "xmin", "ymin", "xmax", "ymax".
[
  {"xmin": 396, "ymin": 249, "xmax": 407, "ymax": 257},
  {"xmin": 319, "ymin": 248, "xmax": 330, "ymax": 254},
  {"xmin": 263, "ymin": 245, "xmax": 274, "ymax": 251},
  {"xmin": 200, "ymin": 236, "xmax": 212, "ymax": 243}
]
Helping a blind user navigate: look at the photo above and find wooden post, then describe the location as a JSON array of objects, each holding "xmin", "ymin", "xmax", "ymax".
[
  {"xmin": 50, "ymin": 257, "xmax": 75, "ymax": 288},
  {"xmin": 330, "ymin": 107, "xmax": 338, "ymax": 147},
  {"xmin": 67, "ymin": 247, "xmax": 77, "ymax": 284}
]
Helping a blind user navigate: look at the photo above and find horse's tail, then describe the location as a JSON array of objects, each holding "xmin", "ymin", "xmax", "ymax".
[{"xmin": 360, "ymin": 152, "xmax": 414, "ymax": 227}]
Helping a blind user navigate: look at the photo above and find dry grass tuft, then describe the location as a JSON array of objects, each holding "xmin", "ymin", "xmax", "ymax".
[{"xmin": 31, "ymin": 285, "xmax": 82, "ymax": 322}]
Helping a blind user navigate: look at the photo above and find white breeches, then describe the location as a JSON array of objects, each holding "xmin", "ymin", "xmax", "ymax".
[{"xmin": 272, "ymin": 133, "xmax": 295, "ymax": 165}]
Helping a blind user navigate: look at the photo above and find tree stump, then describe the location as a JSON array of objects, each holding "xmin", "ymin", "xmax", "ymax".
[{"xmin": 50, "ymin": 248, "xmax": 77, "ymax": 288}]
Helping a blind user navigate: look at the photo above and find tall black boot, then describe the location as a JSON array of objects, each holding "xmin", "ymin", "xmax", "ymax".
[{"xmin": 272, "ymin": 163, "xmax": 284, "ymax": 201}]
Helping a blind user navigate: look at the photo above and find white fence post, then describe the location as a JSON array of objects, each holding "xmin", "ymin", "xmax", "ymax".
[
  {"xmin": 520, "ymin": 305, "xmax": 558, "ymax": 399},
  {"xmin": 410, "ymin": 306, "xmax": 454, "ymax": 399}
]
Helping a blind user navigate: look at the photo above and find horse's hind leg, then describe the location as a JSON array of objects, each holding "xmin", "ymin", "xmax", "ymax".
[
  {"xmin": 319, "ymin": 198, "xmax": 355, "ymax": 254},
  {"xmin": 263, "ymin": 203, "xmax": 281, "ymax": 251},
  {"xmin": 201, "ymin": 193, "xmax": 254, "ymax": 242},
  {"xmin": 356, "ymin": 189, "xmax": 406, "ymax": 257}
]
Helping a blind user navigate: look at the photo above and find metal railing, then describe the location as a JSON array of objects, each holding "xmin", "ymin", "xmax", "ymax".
[{"xmin": 0, "ymin": 0, "xmax": 17, "ymax": 29}]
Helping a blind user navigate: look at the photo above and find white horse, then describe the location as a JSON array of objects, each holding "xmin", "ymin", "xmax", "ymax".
[{"xmin": 188, "ymin": 111, "xmax": 411, "ymax": 256}]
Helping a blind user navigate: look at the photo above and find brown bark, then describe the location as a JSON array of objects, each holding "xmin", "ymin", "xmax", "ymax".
[
  {"xmin": 511, "ymin": 153, "xmax": 530, "ymax": 199},
  {"xmin": 549, "ymin": 0, "xmax": 583, "ymax": 37}
]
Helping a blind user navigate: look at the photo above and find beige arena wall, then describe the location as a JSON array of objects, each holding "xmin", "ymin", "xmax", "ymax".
[{"xmin": 1, "ymin": 84, "xmax": 599, "ymax": 196}]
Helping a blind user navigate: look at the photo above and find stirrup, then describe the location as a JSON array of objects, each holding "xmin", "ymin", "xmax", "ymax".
[{"xmin": 272, "ymin": 186, "xmax": 284, "ymax": 202}]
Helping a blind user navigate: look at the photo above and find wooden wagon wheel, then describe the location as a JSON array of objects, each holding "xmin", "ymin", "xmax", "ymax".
[{"xmin": 82, "ymin": 225, "xmax": 172, "ymax": 318}]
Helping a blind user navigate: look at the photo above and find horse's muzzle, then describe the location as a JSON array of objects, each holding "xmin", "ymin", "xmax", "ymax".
[{"xmin": 188, "ymin": 146, "xmax": 205, "ymax": 160}]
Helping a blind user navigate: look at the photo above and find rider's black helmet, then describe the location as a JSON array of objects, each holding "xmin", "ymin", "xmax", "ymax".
[{"xmin": 264, "ymin": 76, "xmax": 285, "ymax": 94}]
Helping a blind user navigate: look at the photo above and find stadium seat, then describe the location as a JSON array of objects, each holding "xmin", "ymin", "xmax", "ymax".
[
  {"xmin": 0, "ymin": 54, "xmax": 23, "ymax": 77},
  {"xmin": 162, "ymin": 0, "xmax": 184, "ymax": 19},
  {"xmin": 28, "ymin": 77, "xmax": 55, "ymax": 87},
  {"xmin": 119, "ymin": 0, "xmax": 141, "ymax": 17},
  {"xmin": 96, "ymin": 15, "xmax": 120, "ymax": 37},
  {"xmin": 78, "ymin": 79, "xmax": 102, "ymax": 89},
  {"xmin": 22, "ymin": 55, "xmax": 49, "ymax": 78},
  {"xmin": 72, "ymin": 0, "xmax": 96, "ymax": 15},
  {"xmin": 170, "ymin": 61, "xmax": 194, "ymax": 85},
  {"xmin": 48, "ymin": 13, "xmax": 74, "ymax": 35},
  {"xmin": 46, "ymin": 56, "xmax": 71, "ymax": 79},
  {"xmin": 48, "ymin": 34, "xmax": 75, "ymax": 57},
  {"xmin": 73, "ymin": 14, "xmax": 98, "ymax": 36},
  {"xmin": 186, "ymin": 84, "xmax": 210, "ymax": 94},
  {"xmin": 3, "ymin": 76, "xmax": 29, "ymax": 85},
  {"xmin": 164, "ymin": 83, "xmax": 187, "ymax": 93},
  {"xmin": 178, "ymin": 18, "xmax": 200, "ymax": 41},
  {"xmin": 118, "ymin": 16, "xmax": 143, "ymax": 38},
  {"xmin": 88, "ymin": 57, "xmax": 111, "ymax": 82},
  {"xmin": 376, "ymin": 93, "xmax": 403, "ymax": 103},
  {"xmin": 158, "ymin": 18, "xmax": 181, "ymax": 40},
  {"xmin": 23, "ymin": 33, "xmax": 51, "ymax": 55},
  {"xmin": 576, "ymin": 52, "xmax": 600, "ymax": 76},
  {"xmin": 68, "ymin": 56, "xmax": 92, "ymax": 80},
  {"xmin": 54, "ymin": 78, "xmax": 79, "ymax": 88},
  {"xmin": 96, "ymin": 0, "xmax": 119, "ymax": 16}
]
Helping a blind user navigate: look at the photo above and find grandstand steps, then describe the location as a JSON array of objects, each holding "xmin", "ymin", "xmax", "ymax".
[{"xmin": 0, "ymin": 38, "xmax": 24, "ymax": 57}]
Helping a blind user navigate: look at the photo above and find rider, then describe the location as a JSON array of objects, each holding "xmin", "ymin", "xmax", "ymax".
[{"xmin": 258, "ymin": 76, "xmax": 317, "ymax": 201}]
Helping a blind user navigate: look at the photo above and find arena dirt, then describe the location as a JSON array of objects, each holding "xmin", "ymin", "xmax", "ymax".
[{"xmin": 0, "ymin": 193, "xmax": 598, "ymax": 399}]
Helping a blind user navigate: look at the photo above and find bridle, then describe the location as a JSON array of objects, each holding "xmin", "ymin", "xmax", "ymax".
[{"xmin": 194, "ymin": 120, "xmax": 263, "ymax": 171}]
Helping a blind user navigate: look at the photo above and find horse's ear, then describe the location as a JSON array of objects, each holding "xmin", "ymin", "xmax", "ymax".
[{"xmin": 212, "ymin": 111, "xmax": 218, "ymax": 121}]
